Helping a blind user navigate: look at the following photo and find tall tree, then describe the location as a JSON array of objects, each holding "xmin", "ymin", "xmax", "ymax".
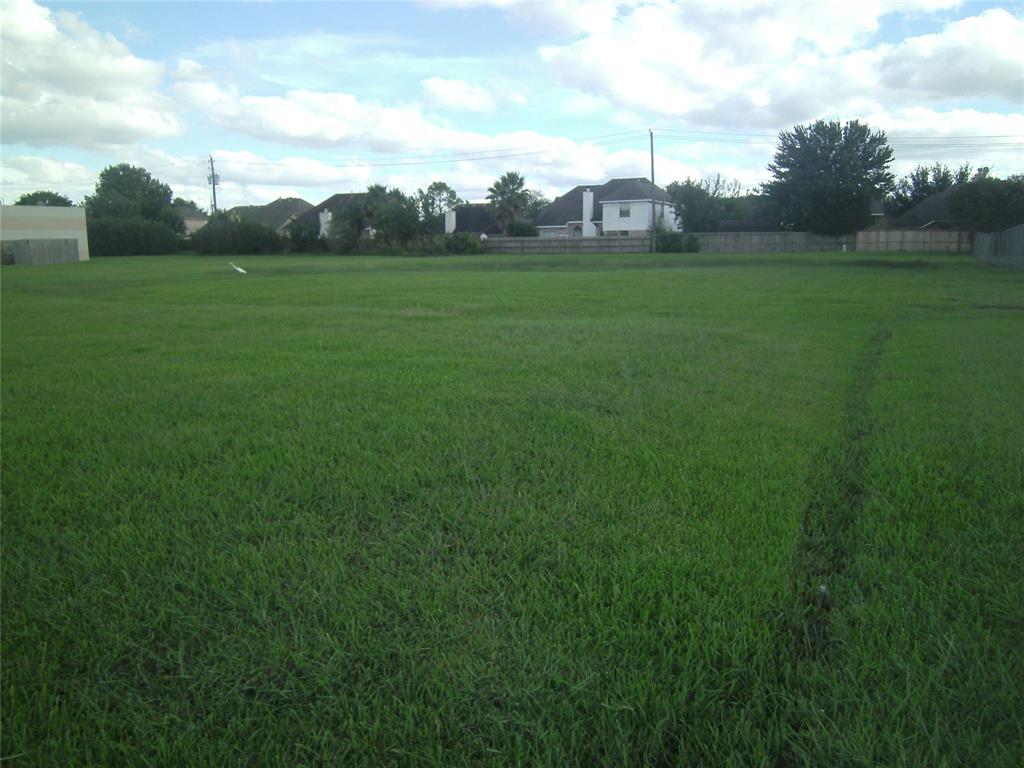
[
  {"xmin": 173, "ymin": 197, "xmax": 207, "ymax": 215},
  {"xmin": 373, "ymin": 189, "xmax": 422, "ymax": 246},
  {"xmin": 416, "ymin": 181, "xmax": 463, "ymax": 222},
  {"xmin": 949, "ymin": 174, "xmax": 1024, "ymax": 232},
  {"xmin": 15, "ymin": 190, "xmax": 73, "ymax": 206},
  {"xmin": 85, "ymin": 164, "xmax": 184, "ymax": 234},
  {"xmin": 487, "ymin": 171, "xmax": 529, "ymax": 234},
  {"xmin": 523, "ymin": 190, "xmax": 550, "ymax": 220},
  {"xmin": 761, "ymin": 120, "xmax": 895, "ymax": 235},
  {"xmin": 886, "ymin": 162, "xmax": 971, "ymax": 217},
  {"xmin": 667, "ymin": 174, "xmax": 742, "ymax": 232}
]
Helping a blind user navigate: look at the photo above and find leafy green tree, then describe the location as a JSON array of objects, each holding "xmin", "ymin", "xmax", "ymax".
[
  {"xmin": 192, "ymin": 212, "xmax": 282, "ymax": 255},
  {"xmin": 886, "ymin": 163, "xmax": 971, "ymax": 217},
  {"xmin": 327, "ymin": 198, "xmax": 368, "ymax": 253},
  {"xmin": 762, "ymin": 120, "xmax": 895, "ymax": 235},
  {"xmin": 173, "ymin": 197, "xmax": 207, "ymax": 215},
  {"xmin": 487, "ymin": 171, "xmax": 529, "ymax": 234},
  {"xmin": 949, "ymin": 174, "xmax": 1024, "ymax": 232},
  {"xmin": 373, "ymin": 189, "xmax": 421, "ymax": 246},
  {"xmin": 416, "ymin": 181, "xmax": 463, "ymax": 232},
  {"xmin": 667, "ymin": 174, "xmax": 742, "ymax": 232},
  {"xmin": 86, "ymin": 164, "xmax": 184, "ymax": 234},
  {"xmin": 15, "ymin": 190, "xmax": 73, "ymax": 206},
  {"xmin": 523, "ymin": 190, "xmax": 550, "ymax": 220}
]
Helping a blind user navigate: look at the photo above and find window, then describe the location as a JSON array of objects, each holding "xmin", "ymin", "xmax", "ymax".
[{"xmin": 619, "ymin": 203, "xmax": 630, "ymax": 218}]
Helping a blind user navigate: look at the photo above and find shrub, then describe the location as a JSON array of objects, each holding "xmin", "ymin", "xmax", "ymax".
[
  {"xmin": 192, "ymin": 215, "xmax": 283, "ymax": 255},
  {"xmin": 86, "ymin": 217, "xmax": 181, "ymax": 256},
  {"xmin": 288, "ymin": 221, "xmax": 325, "ymax": 252},
  {"xmin": 655, "ymin": 230, "xmax": 701, "ymax": 253},
  {"xmin": 445, "ymin": 232, "xmax": 484, "ymax": 254},
  {"xmin": 507, "ymin": 220, "xmax": 538, "ymax": 237}
]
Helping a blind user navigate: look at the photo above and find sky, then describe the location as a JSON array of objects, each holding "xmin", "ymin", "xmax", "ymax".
[{"xmin": 1, "ymin": 0, "xmax": 1022, "ymax": 209}]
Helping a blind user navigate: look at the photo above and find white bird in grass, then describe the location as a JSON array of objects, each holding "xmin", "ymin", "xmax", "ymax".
[{"xmin": 229, "ymin": 262, "xmax": 247, "ymax": 274}]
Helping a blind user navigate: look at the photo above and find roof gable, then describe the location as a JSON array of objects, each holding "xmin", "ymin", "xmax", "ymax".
[
  {"xmin": 892, "ymin": 185, "xmax": 963, "ymax": 228},
  {"xmin": 453, "ymin": 203, "xmax": 502, "ymax": 235},
  {"xmin": 290, "ymin": 193, "xmax": 366, "ymax": 232},
  {"xmin": 230, "ymin": 197, "xmax": 312, "ymax": 230}
]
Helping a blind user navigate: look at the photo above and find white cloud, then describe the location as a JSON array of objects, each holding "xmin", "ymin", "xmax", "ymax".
[
  {"xmin": 0, "ymin": 0, "xmax": 183, "ymax": 147},
  {"xmin": 422, "ymin": 77, "xmax": 496, "ymax": 112},
  {"xmin": 417, "ymin": 0, "xmax": 633, "ymax": 35},
  {"xmin": 878, "ymin": 9, "xmax": 1024, "ymax": 101},
  {"xmin": 537, "ymin": 1, "xmax": 1023, "ymax": 130}
]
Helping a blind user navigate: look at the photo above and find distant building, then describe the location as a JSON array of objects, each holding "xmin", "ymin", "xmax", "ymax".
[
  {"xmin": 443, "ymin": 204, "xmax": 502, "ymax": 236},
  {"xmin": 289, "ymin": 193, "xmax": 368, "ymax": 238},
  {"xmin": 173, "ymin": 203, "xmax": 209, "ymax": 235},
  {"xmin": 533, "ymin": 178, "xmax": 681, "ymax": 238},
  {"xmin": 228, "ymin": 197, "xmax": 313, "ymax": 234},
  {"xmin": 891, "ymin": 185, "xmax": 964, "ymax": 229},
  {"xmin": 0, "ymin": 205, "xmax": 89, "ymax": 264}
]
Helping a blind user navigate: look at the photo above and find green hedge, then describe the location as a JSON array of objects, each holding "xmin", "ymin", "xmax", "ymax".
[
  {"xmin": 87, "ymin": 217, "xmax": 181, "ymax": 257},
  {"xmin": 656, "ymin": 231, "xmax": 701, "ymax": 253},
  {"xmin": 192, "ymin": 216, "xmax": 283, "ymax": 255},
  {"xmin": 507, "ymin": 220, "xmax": 538, "ymax": 237}
]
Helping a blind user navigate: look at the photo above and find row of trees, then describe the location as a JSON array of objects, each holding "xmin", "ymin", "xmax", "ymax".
[
  {"xmin": 666, "ymin": 120, "xmax": 1021, "ymax": 235},
  {"xmin": 17, "ymin": 131, "xmax": 1022, "ymax": 254}
]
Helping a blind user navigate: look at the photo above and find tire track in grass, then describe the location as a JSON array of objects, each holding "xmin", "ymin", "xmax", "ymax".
[
  {"xmin": 786, "ymin": 326, "xmax": 890, "ymax": 661},
  {"xmin": 771, "ymin": 326, "xmax": 891, "ymax": 764}
]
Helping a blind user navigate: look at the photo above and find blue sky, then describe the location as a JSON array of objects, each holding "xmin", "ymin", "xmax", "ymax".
[{"xmin": 2, "ymin": 0, "xmax": 1022, "ymax": 209}]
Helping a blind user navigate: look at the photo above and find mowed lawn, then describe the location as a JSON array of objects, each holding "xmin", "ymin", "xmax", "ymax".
[{"xmin": 2, "ymin": 251, "xmax": 1022, "ymax": 766}]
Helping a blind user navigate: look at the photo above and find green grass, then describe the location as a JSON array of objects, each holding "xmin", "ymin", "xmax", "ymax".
[{"xmin": 2, "ymin": 251, "xmax": 1022, "ymax": 766}]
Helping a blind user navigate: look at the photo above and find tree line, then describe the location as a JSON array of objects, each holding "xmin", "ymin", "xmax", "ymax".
[{"xmin": 13, "ymin": 121, "xmax": 1023, "ymax": 257}]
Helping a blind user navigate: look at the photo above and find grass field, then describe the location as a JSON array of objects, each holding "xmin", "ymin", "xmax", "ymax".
[{"xmin": 2, "ymin": 251, "xmax": 1022, "ymax": 766}]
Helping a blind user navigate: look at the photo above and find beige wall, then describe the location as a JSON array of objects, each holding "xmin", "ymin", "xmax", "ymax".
[
  {"xmin": 0, "ymin": 205, "xmax": 90, "ymax": 261},
  {"xmin": 183, "ymin": 216, "xmax": 208, "ymax": 235}
]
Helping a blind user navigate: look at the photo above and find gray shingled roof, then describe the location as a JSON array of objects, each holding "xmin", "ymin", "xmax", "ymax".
[
  {"xmin": 289, "ymin": 193, "xmax": 366, "ymax": 233},
  {"xmin": 892, "ymin": 185, "xmax": 963, "ymax": 228},
  {"xmin": 230, "ymin": 197, "xmax": 312, "ymax": 230},
  {"xmin": 452, "ymin": 204, "xmax": 502, "ymax": 235},
  {"xmin": 533, "ymin": 178, "xmax": 669, "ymax": 227}
]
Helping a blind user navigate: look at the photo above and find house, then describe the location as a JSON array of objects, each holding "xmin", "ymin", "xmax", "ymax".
[
  {"xmin": 289, "ymin": 193, "xmax": 367, "ymax": 238},
  {"xmin": 533, "ymin": 178, "xmax": 681, "ymax": 238},
  {"xmin": 443, "ymin": 204, "xmax": 502, "ymax": 236},
  {"xmin": 173, "ymin": 203, "xmax": 209, "ymax": 235},
  {"xmin": 891, "ymin": 185, "xmax": 964, "ymax": 229},
  {"xmin": 228, "ymin": 197, "xmax": 312, "ymax": 235},
  {"xmin": 0, "ymin": 205, "xmax": 90, "ymax": 264}
]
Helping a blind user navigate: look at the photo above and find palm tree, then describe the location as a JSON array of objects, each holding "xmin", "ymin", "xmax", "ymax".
[{"xmin": 487, "ymin": 171, "xmax": 529, "ymax": 234}]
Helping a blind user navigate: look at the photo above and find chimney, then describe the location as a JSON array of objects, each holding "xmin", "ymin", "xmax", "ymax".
[
  {"xmin": 318, "ymin": 208, "xmax": 333, "ymax": 238},
  {"xmin": 582, "ymin": 188, "xmax": 596, "ymax": 237}
]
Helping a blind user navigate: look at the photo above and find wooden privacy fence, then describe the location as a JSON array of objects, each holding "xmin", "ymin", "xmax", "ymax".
[
  {"xmin": 974, "ymin": 224, "xmax": 1024, "ymax": 269},
  {"xmin": 484, "ymin": 236, "xmax": 651, "ymax": 254},
  {"xmin": 0, "ymin": 238, "xmax": 81, "ymax": 265},
  {"xmin": 690, "ymin": 231, "xmax": 850, "ymax": 252},
  {"xmin": 855, "ymin": 229, "xmax": 972, "ymax": 253},
  {"xmin": 482, "ymin": 228, "xmax": 990, "ymax": 256}
]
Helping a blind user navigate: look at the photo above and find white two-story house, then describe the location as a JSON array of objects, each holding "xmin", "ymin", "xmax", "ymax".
[{"xmin": 533, "ymin": 178, "xmax": 681, "ymax": 238}]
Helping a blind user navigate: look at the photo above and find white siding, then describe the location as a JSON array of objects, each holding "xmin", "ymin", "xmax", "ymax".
[{"xmin": 600, "ymin": 200, "xmax": 681, "ymax": 234}]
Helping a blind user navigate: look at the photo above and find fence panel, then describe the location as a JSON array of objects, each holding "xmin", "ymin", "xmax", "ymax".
[
  {"xmin": 1, "ymin": 238, "xmax": 80, "ymax": 265},
  {"xmin": 855, "ymin": 229, "xmax": 972, "ymax": 253},
  {"xmin": 974, "ymin": 224, "xmax": 1024, "ymax": 269}
]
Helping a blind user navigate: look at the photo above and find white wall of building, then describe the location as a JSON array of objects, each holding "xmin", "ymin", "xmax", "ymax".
[
  {"xmin": 0, "ymin": 205, "xmax": 90, "ymax": 260},
  {"xmin": 444, "ymin": 209, "xmax": 456, "ymax": 234},
  {"xmin": 600, "ymin": 200, "xmax": 681, "ymax": 234}
]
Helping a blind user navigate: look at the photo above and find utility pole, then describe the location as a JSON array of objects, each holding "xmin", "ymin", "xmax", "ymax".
[
  {"xmin": 208, "ymin": 155, "xmax": 219, "ymax": 214},
  {"xmin": 650, "ymin": 129, "xmax": 656, "ymax": 253}
]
